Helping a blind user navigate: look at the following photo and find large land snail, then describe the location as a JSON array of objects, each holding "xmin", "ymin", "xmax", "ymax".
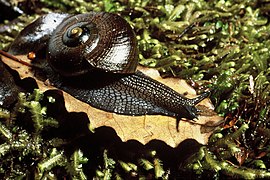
[{"xmin": 8, "ymin": 12, "xmax": 210, "ymax": 123}]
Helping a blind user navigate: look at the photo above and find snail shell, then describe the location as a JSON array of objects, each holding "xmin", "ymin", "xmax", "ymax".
[
  {"xmin": 9, "ymin": 12, "xmax": 138, "ymax": 76},
  {"xmin": 8, "ymin": 13, "xmax": 71, "ymax": 57},
  {"xmin": 8, "ymin": 12, "xmax": 210, "ymax": 122},
  {"xmin": 47, "ymin": 12, "xmax": 138, "ymax": 76}
]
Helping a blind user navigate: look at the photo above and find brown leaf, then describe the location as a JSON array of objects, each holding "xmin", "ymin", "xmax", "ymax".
[
  {"xmin": 1, "ymin": 55, "xmax": 223, "ymax": 147},
  {"xmin": 234, "ymin": 147, "xmax": 249, "ymax": 166}
]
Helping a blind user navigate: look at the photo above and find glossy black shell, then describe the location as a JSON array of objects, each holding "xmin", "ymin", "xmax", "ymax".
[
  {"xmin": 47, "ymin": 12, "xmax": 138, "ymax": 76},
  {"xmin": 8, "ymin": 12, "xmax": 210, "ymax": 122},
  {"xmin": 8, "ymin": 13, "xmax": 70, "ymax": 56}
]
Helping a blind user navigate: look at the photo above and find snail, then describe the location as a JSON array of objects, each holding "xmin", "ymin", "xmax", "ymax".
[{"xmin": 8, "ymin": 12, "xmax": 210, "ymax": 124}]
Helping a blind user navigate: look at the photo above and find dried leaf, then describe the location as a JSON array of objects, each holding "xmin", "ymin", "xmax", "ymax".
[
  {"xmin": 1, "ymin": 55, "xmax": 223, "ymax": 147},
  {"xmin": 235, "ymin": 147, "xmax": 249, "ymax": 166}
]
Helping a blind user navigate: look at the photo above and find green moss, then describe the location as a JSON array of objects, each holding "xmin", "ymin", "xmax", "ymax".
[
  {"xmin": 1, "ymin": 0, "xmax": 270, "ymax": 178},
  {"xmin": 0, "ymin": 90, "xmax": 88, "ymax": 179}
]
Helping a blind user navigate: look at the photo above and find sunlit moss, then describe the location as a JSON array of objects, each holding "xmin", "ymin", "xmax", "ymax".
[{"xmin": 1, "ymin": 0, "xmax": 270, "ymax": 179}]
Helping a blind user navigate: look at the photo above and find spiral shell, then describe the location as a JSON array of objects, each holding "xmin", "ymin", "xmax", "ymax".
[{"xmin": 47, "ymin": 12, "xmax": 138, "ymax": 76}]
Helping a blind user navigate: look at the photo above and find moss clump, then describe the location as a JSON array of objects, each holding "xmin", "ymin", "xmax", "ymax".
[
  {"xmin": 0, "ymin": 89, "xmax": 88, "ymax": 179},
  {"xmin": 1, "ymin": 0, "xmax": 270, "ymax": 179}
]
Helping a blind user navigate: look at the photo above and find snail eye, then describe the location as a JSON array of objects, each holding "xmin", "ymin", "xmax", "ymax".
[{"xmin": 63, "ymin": 23, "xmax": 92, "ymax": 47}]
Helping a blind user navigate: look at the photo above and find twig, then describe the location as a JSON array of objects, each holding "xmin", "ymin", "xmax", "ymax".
[{"xmin": 0, "ymin": 49, "xmax": 33, "ymax": 67}]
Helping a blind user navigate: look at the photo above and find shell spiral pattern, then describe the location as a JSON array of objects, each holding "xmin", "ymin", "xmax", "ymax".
[{"xmin": 47, "ymin": 12, "xmax": 138, "ymax": 76}]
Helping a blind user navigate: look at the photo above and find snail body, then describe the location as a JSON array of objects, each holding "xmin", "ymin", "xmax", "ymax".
[{"xmin": 8, "ymin": 12, "xmax": 209, "ymax": 121}]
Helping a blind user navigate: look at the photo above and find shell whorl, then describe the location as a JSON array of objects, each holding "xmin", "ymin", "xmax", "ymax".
[{"xmin": 47, "ymin": 12, "xmax": 138, "ymax": 76}]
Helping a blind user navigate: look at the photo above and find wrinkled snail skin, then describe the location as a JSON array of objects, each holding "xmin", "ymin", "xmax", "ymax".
[
  {"xmin": 8, "ymin": 12, "xmax": 209, "ymax": 120},
  {"xmin": 47, "ymin": 70, "xmax": 210, "ymax": 120}
]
